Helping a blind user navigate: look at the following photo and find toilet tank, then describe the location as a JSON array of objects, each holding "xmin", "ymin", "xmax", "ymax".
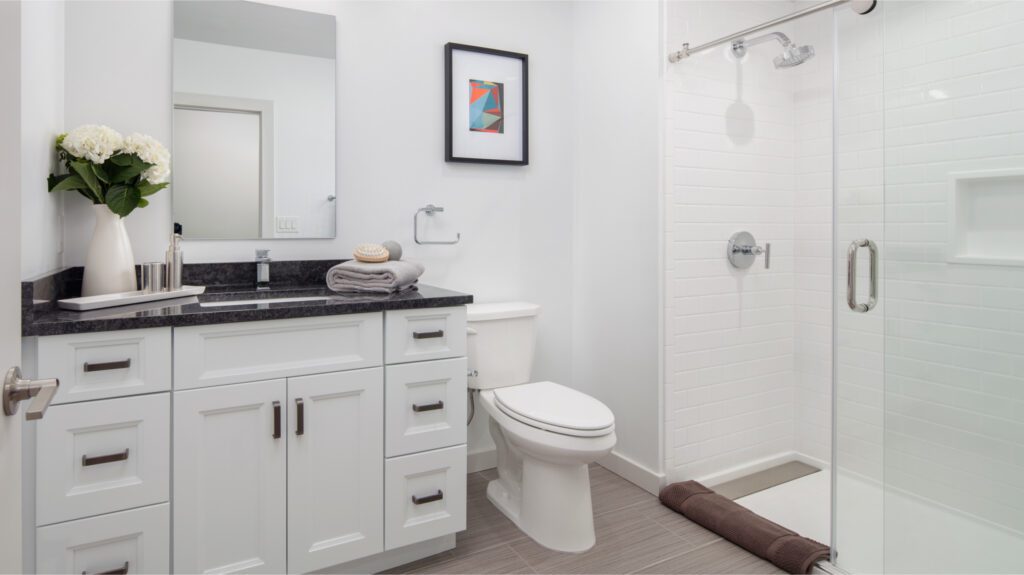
[{"xmin": 466, "ymin": 302, "xmax": 541, "ymax": 390}]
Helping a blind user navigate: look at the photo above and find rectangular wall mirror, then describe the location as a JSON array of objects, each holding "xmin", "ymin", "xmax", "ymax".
[{"xmin": 172, "ymin": 0, "xmax": 337, "ymax": 239}]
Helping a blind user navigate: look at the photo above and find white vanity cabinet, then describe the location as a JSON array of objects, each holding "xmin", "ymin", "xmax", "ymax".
[{"xmin": 26, "ymin": 304, "xmax": 469, "ymax": 575}]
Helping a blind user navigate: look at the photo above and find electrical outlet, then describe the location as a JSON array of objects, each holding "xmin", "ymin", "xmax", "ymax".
[{"xmin": 276, "ymin": 216, "xmax": 300, "ymax": 234}]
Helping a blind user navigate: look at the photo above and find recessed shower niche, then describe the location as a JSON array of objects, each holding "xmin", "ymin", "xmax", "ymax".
[{"xmin": 947, "ymin": 169, "xmax": 1024, "ymax": 266}]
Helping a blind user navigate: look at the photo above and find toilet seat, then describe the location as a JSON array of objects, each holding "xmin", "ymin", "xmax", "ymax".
[{"xmin": 493, "ymin": 381, "xmax": 614, "ymax": 438}]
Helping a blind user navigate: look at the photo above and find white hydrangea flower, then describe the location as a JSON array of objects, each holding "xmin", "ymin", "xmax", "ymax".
[
  {"xmin": 123, "ymin": 133, "xmax": 171, "ymax": 185},
  {"xmin": 60, "ymin": 124, "xmax": 124, "ymax": 164}
]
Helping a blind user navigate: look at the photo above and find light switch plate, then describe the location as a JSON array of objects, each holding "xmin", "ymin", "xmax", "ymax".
[{"xmin": 276, "ymin": 216, "xmax": 300, "ymax": 234}]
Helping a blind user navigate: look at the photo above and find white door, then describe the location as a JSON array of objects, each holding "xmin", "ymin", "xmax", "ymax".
[
  {"xmin": 287, "ymin": 368, "xmax": 384, "ymax": 573},
  {"xmin": 173, "ymin": 379, "xmax": 287, "ymax": 574},
  {"xmin": 0, "ymin": 2, "xmax": 22, "ymax": 571}
]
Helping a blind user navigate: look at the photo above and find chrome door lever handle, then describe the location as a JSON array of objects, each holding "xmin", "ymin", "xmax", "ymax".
[{"xmin": 3, "ymin": 367, "xmax": 59, "ymax": 420}]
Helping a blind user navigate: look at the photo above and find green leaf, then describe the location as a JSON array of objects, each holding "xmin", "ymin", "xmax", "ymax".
[
  {"xmin": 109, "ymin": 154, "xmax": 154, "ymax": 185},
  {"xmin": 48, "ymin": 173, "xmax": 87, "ymax": 194},
  {"xmin": 108, "ymin": 154, "xmax": 133, "ymax": 167},
  {"xmin": 137, "ymin": 182, "xmax": 167, "ymax": 197},
  {"xmin": 70, "ymin": 160, "xmax": 102, "ymax": 199},
  {"xmin": 137, "ymin": 198, "xmax": 149, "ymax": 208},
  {"xmin": 105, "ymin": 185, "xmax": 141, "ymax": 217},
  {"xmin": 91, "ymin": 163, "xmax": 110, "ymax": 184},
  {"xmin": 109, "ymin": 163, "xmax": 149, "ymax": 184}
]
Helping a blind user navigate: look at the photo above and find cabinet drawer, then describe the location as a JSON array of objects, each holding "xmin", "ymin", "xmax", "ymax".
[
  {"xmin": 385, "ymin": 445, "xmax": 467, "ymax": 550},
  {"xmin": 174, "ymin": 314, "xmax": 383, "ymax": 390},
  {"xmin": 386, "ymin": 358, "xmax": 467, "ymax": 457},
  {"xmin": 385, "ymin": 307, "xmax": 467, "ymax": 364},
  {"xmin": 36, "ymin": 503, "xmax": 169, "ymax": 575},
  {"xmin": 30, "ymin": 328, "xmax": 171, "ymax": 404},
  {"xmin": 36, "ymin": 394, "xmax": 169, "ymax": 526}
]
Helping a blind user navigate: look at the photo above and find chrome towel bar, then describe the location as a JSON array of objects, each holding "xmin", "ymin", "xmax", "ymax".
[{"xmin": 414, "ymin": 204, "xmax": 461, "ymax": 245}]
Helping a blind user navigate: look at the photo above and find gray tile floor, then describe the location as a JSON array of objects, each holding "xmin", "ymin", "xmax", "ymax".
[{"xmin": 387, "ymin": 465, "xmax": 786, "ymax": 574}]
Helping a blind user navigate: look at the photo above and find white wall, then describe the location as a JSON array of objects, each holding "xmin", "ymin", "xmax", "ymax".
[
  {"xmin": 63, "ymin": 0, "xmax": 173, "ymax": 275},
  {"xmin": 571, "ymin": 0, "xmax": 664, "ymax": 484},
  {"xmin": 20, "ymin": 0, "xmax": 64, "ymax": 280}
]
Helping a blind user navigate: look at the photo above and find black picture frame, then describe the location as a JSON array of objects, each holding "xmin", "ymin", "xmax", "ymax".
[{"xmin": 445, "ymin": 43, "xmax": 529, "ymax": 166}]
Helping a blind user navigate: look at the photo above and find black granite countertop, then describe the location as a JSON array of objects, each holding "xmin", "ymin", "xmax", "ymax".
[{"xmin": 22, "ymin": 262, "xmax": 473, "ymax": 337}]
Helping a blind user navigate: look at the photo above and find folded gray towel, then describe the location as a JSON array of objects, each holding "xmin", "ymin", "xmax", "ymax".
[{"xmin": 326, "ymin": 260, "xmax": 425, "ymax": 294}]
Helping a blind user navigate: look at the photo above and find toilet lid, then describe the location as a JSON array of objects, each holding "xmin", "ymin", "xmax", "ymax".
[{"xmin": 493, "ymin": 381, "xmax": 614, "ymax": 437}]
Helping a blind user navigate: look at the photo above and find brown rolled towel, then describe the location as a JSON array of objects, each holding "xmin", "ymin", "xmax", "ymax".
[{"xmin": 659, "ymin": 481, "xmax": 830, "ymax": 574}]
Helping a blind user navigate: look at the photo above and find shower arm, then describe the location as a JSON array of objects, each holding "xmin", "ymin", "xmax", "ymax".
[
  {"xmin": 668, "ymin": 0, "xmax": 875, "ymax": 63},
  {"xmin": 731, "ymin": 32, "xmax": 792, "ymax": 58}
]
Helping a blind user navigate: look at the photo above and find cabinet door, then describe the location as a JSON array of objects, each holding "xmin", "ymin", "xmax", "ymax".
[
  {"xmin": 287, "ymin": 368, "xmax": 384, "ymax": 573},
  {"xmin": 173, "ymin": 380, "xmax": 286, "ymax": 574}
]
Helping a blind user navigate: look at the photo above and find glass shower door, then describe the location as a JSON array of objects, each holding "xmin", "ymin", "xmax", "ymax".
[
  {"xmin": 832, "ymin": 2, "xmax": 885, "ymax": 572},
  {"xmin": 835, "ymin": 1, "xmax": 1024, "ymax": 573}
]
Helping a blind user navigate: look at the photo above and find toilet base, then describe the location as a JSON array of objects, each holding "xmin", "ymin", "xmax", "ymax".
[{"xmin": 486, "ymin": 457, "xmax": 597, "ymax": 553}]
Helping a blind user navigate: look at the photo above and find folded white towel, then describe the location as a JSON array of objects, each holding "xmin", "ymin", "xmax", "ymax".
[{"xmin": 326, "ymin": 259, "xmax": 425, "ymax": 294}]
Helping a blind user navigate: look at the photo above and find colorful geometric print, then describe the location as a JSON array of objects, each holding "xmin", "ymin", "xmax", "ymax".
[{"xmin": 469, "ymin": 79, "xmax": 504, "ymax": 134}]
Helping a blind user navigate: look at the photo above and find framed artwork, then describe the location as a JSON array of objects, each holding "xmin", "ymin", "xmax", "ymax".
[{"xmin": 445, "ymin": 43, "xmax": 528, "ymax": 165}]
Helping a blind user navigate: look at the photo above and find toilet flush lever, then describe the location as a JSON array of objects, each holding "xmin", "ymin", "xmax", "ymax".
[{"xmin": 728, "ymin": 231, "xmax": 770, "ymax": 270}]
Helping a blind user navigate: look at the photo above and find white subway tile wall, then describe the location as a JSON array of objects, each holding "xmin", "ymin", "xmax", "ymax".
[{"xmin": 664, "ymin": 0, "xmax": 835, "ymax": 482}]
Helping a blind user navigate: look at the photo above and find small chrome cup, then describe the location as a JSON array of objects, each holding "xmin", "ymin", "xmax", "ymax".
[{"xmin": 141, "ymin": 262, "xmax": 166, "ymax": 293}]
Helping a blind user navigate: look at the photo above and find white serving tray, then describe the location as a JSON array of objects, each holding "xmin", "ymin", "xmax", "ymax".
[{"xmin": 58, "ymin": 285, "xmax": 206, "ymax": 311}]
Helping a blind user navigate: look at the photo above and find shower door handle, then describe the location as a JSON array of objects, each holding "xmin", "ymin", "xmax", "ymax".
[{"xmin": 847, "ymin": 239, "xmax": 878, "ymax": 313}]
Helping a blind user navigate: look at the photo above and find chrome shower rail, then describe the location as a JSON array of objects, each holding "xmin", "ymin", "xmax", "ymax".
[{"xmin": 667, "ymin": 0, "xmax": 876, "ymax": 63}]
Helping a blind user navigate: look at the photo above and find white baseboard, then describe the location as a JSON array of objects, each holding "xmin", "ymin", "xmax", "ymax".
[
  {"xmin": 694, "ymin": 451, "xmax": 828, "ymax": 488},
  {"xmin": 321, "ymin": 534, "xmax": 455, "ymax": 574},
  {"xmin": 598, "ymin": 449, "xmax": 666, "ymax": 495},
  {"xmin": 468, "ymin": 448, "xmax": 496, "ymax": 473},
  {"xmin": 466, "ymin": 447, "xmax": 665, "ymax": 496}
]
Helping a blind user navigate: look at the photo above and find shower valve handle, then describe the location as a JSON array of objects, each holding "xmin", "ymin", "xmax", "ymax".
[{"xmin": 727, "ymin": 232, "xmax": 770, "ymax": 270}]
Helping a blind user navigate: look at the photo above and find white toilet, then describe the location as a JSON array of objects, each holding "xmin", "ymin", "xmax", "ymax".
[{"xmin": 467, "ymin": 302, "xmax": 616, "ymax": 553}]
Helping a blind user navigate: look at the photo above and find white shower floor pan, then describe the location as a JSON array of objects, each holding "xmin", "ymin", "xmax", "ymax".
[{"xmin": 734, "ymin": 470, "xmax": 1024, "ymax": 574}]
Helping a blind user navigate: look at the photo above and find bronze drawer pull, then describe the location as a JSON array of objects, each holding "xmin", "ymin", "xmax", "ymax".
[
  {"xmin": 412, "ymin": 330, "xmax": 444, "ymax": 340},
  {"xmin": 82, "ymin": 448, "xmax": 129, "ymax": 467},
  {"xmin": 296, "ymin": 398, "xmax": 305, "ymax": 436},
  {"xmin": 272, "ymin": 401, "xmax": 281, "ymax": 439},
  {"xmin": 83, "ymin": 359, "xmax": 131, "ymax": 373},
  {"xmin": 83, "ymin": 561, "xmax": 129, "ymax": 575},
  {"xmin": 412, "ymin": 490, "xmax": 444, "ymax": 505},
  {"xmin": 412, "ymin": 401, "xmax": 444, "ymax": 412}
]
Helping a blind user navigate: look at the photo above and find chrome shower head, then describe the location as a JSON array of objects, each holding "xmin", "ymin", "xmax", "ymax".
[
  {"xmin": 731, "ymin": 32, "xmax": 814, "ymax": 69},
  {"xmin": 774, "ymin": 44, "xmax": 815, "ymax": 68}
]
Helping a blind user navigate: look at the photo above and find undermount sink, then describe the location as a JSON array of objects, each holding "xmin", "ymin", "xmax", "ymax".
[{"xmin": 199, "ymin": 296, "xmax": 336, "ymax": 308}]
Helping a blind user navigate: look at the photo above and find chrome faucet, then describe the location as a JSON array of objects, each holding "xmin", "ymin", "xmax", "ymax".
[{"xmin": 256, "ymin": 249, "xmax": 271, "ymax": 290}]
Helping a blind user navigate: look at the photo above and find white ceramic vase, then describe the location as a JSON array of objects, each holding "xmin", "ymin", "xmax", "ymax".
[{"xmin": 82, "ymin": 204, "xmax": 137, "ymax": 296}]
